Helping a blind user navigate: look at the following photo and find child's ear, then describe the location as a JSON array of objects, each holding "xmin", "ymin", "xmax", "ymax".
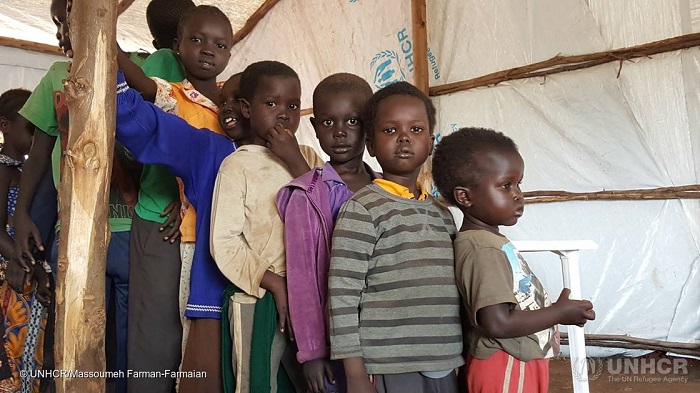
[
  {"xmin": 429, "ymin": 133, "xmax": 435, "ymax": 156},
  {"xmin": 240, "ymin": 98, "xmax": 252, "ymax": 119},
  {"xmin": 365, "ymin": 136, "xmax": 376, "ymax": 157},
  {"xmin": 310, "ymin": 117, "xmax": 320, "ymax": 137},
  {"xmin": 453, "ymin": 186, "xmax": 473, "ymax": 209},
  {"xmin": 172, "ymin": 38, "xmax": 180, "ymax": 53},
  {"xmin": 0, "ymin": 117, "xmax": 8, "ymax": 132}
]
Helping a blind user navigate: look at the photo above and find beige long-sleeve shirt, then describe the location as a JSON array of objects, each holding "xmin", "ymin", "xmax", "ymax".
[{"xmin": 210, "ymin": 144, "xmax": 323, "ymax": 298}]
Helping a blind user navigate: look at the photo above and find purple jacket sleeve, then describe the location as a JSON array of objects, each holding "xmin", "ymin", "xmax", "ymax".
[{"xmin": 277, "ymin": 186, "xmax": 330, "ymax": 363}]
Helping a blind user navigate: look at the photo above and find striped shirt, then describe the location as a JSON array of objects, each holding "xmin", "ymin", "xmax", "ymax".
[{"xmin": 329, "ymin": 184, "xmax": 464, "ymax": 375}]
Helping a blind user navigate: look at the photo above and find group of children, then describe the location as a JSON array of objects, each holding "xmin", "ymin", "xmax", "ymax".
[{"xmin": 0, "ymin": 0, "xmax": 597, "ymax": 392}]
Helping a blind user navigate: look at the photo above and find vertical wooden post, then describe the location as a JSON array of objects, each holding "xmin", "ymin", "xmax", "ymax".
[
  {"xmin": 56, "ymin": 0, "xmax": 117, "ymax": 391},
  {"xmin": 411, "ymin": 0, "xmax": 433, "ymax": 195},
  {"xmin": 411, "ymin": 0, "xmax": 429, "ymax": 94}
]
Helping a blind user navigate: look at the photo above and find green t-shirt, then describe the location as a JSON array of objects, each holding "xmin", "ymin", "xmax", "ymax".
[
  {"xmin": 135, "ymin": 48, "xmax": 184, "ymax": 224},
  {"xmin": 18, "ymin": 61, "xmax": 134, "ymax": 232}
]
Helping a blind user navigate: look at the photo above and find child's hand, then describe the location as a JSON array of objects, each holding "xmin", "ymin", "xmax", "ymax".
[
  {"xmin": 303, "ymin": 358, "xmax": 335, "ymax": 393},
  {"xmin": 265, "ymin": 124, "xmax": 302, "ymax": 161},
  {"xmin": 160, "ymin": 200, "xmax": 183, "ymax": 243},
  {"xmin": 5, "ymin": 256, "xmax": 31, "ymax": 294},
  {"xmin": 261, "ymin": 271, "xmax": 294, "ymax": 338},
  {"xmin": 12, "ymin": 212, "xmax": 43, "ymax": 272},
  {"xmin": 32, "ymin": 265, "xmax": 51, "ymax": 306},
  {"xmin": 553, "ymin": 288, "xmax": 596, "ymax": 327}
]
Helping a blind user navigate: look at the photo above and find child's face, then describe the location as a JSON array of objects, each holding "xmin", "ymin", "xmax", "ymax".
[
  {"xmin": 175, "ymin": 15, "xmax": 233, "ymax": 81},
  {"xmin": 218, "ymin": 74, "xmax": 249, "ymax": 141},
  {"xmin": 464, "ymin": 150, "xmax": 525, "ymax": 227},
  {"xmin": 241, "ymin": 76, "xmax": 301, "ymax": 140},
  {"xmin": 367, "ymin": 95, "xmax": 433, "ymax": 182},
  {"xmin": 0, "ymin": 115, "xmax": 35, "ymax": 156},
  {"xmin": 311, "ymin": 91, "xmax": 367, "ymax": 165},
  {"xmin": 50, "ymin": 0, "xmax": 72, "ymax": 57}
]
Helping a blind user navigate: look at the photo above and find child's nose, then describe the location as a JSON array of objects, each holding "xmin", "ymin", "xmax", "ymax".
[{"xmin": 332, "ymin": 126, "xmax": 346, "ymax": 138}]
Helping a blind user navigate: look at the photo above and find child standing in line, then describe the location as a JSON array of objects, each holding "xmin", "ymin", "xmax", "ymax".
[
  {"xmin": 431, "ymin": 127, "xmax": 596, "ymax": 392},
  {"xmin": 117, "ymin": 5, "xmax": 234, "ymax": 389},
  {"xmin": 114, "ymin": 63, "xmax": 319, "ymax": 392},
  {"xmin": 210, "ymin": 61, "xmax": 324, "ymax": 393},
  {"xmin": 276, "ymin": 73, "xmax": 377, "ymax": 393},
  {"xmin": 328, "ymin": 82, "xmax": 464, "ymax": 393},
  {"xmin": 123, "ymin": 1, "xmax": 195, "ymax": 392},
  {"xmin": 0, "ymin": 88, "xmax": 49, "ymax": 393}
]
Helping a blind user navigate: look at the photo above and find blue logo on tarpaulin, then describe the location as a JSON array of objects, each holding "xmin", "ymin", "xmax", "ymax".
[{"xmin": 370, "ymin": 50, "xmax": 406, "ymax": 89}]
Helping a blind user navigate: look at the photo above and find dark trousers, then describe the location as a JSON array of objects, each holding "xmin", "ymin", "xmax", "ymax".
[
  {"xmin": 127, "ymin": 215, "xmax": 182, "ymax": 393},
  {"xmin": 50, "ymin": 230, "xmax": 130, "ymax": 393}
]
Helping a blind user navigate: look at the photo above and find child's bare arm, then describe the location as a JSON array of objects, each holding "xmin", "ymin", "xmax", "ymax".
[
  {"xmin": 117, "ymin": 48, "xmax": 157, "ymax": 102},
  {"xmin": 477, "ymin": 288, "xmax": 595, "ymax": 339},
  {"xmin": 14, "ymin": 130, "xmax": 55, "ymax": 264},
  {"xmin": 260, "ymin": 271, "xmax": 292, "ymax": 335},
  {"xmin": 343, "ymin": 357, "xmax": 375, "ymax": 393}
]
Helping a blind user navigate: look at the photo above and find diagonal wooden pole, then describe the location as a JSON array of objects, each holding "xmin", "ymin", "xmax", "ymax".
[{"xmin": 56, "ymin": 0, "xmax": 117, "ymax": 391}]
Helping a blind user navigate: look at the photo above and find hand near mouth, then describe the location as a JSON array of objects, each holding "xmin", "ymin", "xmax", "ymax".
[{"xmin": 265, "ymin": 124, "xmax": 311, "ymax": 177}]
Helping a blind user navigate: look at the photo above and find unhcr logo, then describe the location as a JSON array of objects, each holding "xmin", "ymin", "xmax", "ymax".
[
  {"xmin": 370, "ymin": 50, "xmax": 406, "ymax": 89},
  {"xmin": 370, "ymin": 28, "xmax": 417, "ymax": 89},
  {"xmin": 572, "ymin": 357, "xmax": 689, "ymax": 384}
]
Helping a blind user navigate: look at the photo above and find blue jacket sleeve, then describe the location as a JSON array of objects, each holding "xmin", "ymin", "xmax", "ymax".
[{"xmin": 115, "ymin": 72, "xmax": 219, "ymax": 202}]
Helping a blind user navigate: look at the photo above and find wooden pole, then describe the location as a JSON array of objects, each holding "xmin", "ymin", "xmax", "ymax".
[
  {"xmin": 233, "ymin": 0, "xmax": 281, "ymax": 44},
  {"xmin": 429, "ymin": 33, "xmax": 700, "ymax": 96},
  {"xmin": 411, "ymin": 0, "xmax": 429, "ymax": 94},
  {"xmin": 56, "ymin": 0, "xmax": 117, "ymax": 391},
  {"xmin": 411, "ymin": 0, "xmax": 433, "ymax": 196},
  {"xmin": 0, "ymin": 36, "xmax": 63, "ymax": 56}
]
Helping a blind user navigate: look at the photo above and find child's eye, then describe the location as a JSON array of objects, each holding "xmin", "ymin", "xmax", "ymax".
[
  {"xmin": 411, "ymin": 126, "xmax": 424, "ymax": 133},
  {"xmin": 266, "ymin": 101, "xmax": 277, "ymax": 108},
  {"xmin": 190, "ymin": 36, "xmax": 202, "ymax": 43},
  {"xmin": 217, "ymin": 43, "xmax": 228, "ymax": 50},
  {"xmin": 347, "ymin": 118, "xmax": 359, "ymax": 127},
  {"xmin": 383, "ymin": 127, "xmax": 396, "ymax": 134},
  {"xmin": 322, "ymin": 119, "xmax": 334, "ymax": 127},
  {"xmin": 289, "ymin": 104, "xmax": 299, "ymax": 111},
  {"xmin": 502, "ymin": 183, "xmax": 511, "ymax": 189}
]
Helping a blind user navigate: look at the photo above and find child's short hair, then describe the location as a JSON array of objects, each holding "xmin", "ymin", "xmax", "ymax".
[
  {"xmin": 432, "ymin": 127, "xmax": 519, "ymax": 205},
  {"xmin": 238, "ymin": 61, "xmax": 299, "ymax": 102},
  {"xmin": 146, "ymin": 0, "xmax": 196, "ymax": 49},
  {"xmin": 362, "ymin": 81, "xmax": 436, "ymax": 139},
  {"xmin": 177, "ymin": 5, "xmax": 233, "ymax": 41},
  {"xmin": 312, "ymin": 73, "xmax": 373, "ymax": 110},
  {"xmin": 0, "ymin": 88, "xmax": 31, "ymax": 120}
]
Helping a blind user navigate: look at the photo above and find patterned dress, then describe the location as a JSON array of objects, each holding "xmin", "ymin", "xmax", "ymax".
[{"xmin": 0, "ymin": 154, "xmax": 47, "ymax": 393}]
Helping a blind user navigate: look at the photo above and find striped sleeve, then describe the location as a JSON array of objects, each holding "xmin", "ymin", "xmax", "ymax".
[{"xmin": 328, "ymin": 199, "xmax": 375, "ymax": 359}]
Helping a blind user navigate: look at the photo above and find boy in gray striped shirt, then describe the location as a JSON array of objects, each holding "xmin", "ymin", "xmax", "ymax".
[{"xmin": 328, "ymin": 82, "xmax": 464, "ymax": 393}]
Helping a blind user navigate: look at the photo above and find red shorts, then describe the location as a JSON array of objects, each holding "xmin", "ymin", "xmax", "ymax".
[{"xmin": 466, "ymin": 350, "xmax": 549, "ymax": 393}]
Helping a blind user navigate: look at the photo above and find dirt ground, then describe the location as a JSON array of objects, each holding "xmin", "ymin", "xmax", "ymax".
[{"xmin": 549, "ymin": 352, "xmax": 700, "ymax": 392}]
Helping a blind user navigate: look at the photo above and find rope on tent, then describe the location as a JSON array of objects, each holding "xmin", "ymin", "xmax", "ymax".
[
  {"xmin": 233, "ymin": 0, "xmax": 281, "ymax": 45},
  {"xmin": 560, "ymin": 333, "xmax": 700, "ymax": 357},
  {"xmin": 429, "ymin": 33, "xmax": 700, "ymax": 96},
  {"xmin": 523, "ymin": 184, "xmax": 700, "ymax": 204}
]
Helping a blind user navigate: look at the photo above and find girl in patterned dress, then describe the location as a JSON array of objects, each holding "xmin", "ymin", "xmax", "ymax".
[{"xmin": 0, "ymin": 88, "xmax": 50, "ymax": 393}]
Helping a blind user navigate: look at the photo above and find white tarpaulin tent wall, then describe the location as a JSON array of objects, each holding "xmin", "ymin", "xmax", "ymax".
[{"xmin": 1, "ymin": 0, "xmax": 698, "ymax": 358}]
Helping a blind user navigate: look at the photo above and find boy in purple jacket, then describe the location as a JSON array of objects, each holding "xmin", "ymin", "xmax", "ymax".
[{"xmin": 276, "ymin": 73, "xmax": 377, "ymax": 393}]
